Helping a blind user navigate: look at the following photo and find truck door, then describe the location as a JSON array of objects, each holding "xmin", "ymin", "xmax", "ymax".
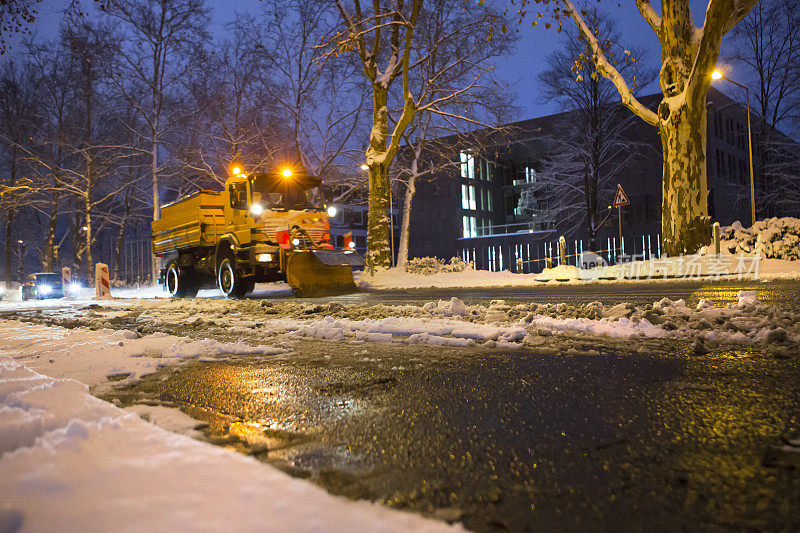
[{"xmin": 228, "ymin": 180, "xmax": 252, "ymax": 245}]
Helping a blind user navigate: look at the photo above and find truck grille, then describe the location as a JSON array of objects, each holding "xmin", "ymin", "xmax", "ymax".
[{"xmin": 258, "ymin": 222, "xmax": 327, "ymax": 244}]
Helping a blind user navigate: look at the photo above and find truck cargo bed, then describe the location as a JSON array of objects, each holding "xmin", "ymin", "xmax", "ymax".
[{"xmin": 152, "ymin": 191, "xmax": 225, "ymax": 254}]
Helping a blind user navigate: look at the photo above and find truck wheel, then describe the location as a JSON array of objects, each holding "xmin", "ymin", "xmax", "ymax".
[
  {"xmin": 166, "ymin": 262, "xmax": 198, "ymax": 298},
  {"xmin": 218, "ymin": 257, "xmax": 249, "ymax": 298}
]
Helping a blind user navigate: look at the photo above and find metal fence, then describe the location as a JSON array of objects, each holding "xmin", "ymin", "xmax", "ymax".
[
  {"xmin": 120, "ymin": 238, "xmax": 152, "ymax": 285},
  {"xmin": 462, "ymin": 232, "xmax": 664, "ymax": 274}
]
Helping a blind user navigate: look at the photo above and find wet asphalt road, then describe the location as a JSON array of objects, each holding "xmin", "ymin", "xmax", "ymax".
[
  {"xmin": 10, "ymin": 279, "xmax": 800, "ymax": 531},
  {"xmin": 117, "ymin": 337, "xmax": 800, "ymax": 532}
]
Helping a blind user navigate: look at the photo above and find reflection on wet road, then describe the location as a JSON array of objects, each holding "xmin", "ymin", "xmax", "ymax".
[{"xmin": 130, "ymin": 339, "xmax": 800, "ymax": 532}]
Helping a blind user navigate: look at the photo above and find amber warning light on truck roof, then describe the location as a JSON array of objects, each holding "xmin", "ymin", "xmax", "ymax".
[{"xmin": 281, "ymin": 168, "xmax": 292, "ymax": 178}]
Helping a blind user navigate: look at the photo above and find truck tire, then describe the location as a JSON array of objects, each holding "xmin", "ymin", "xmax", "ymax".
[
  {"xmin": 217, "ymin": 257, "xmax": 250, "ymax": 299},
  {"xmin": 166, "ymin": 262, "xmax": 198, "ymax": 298}
]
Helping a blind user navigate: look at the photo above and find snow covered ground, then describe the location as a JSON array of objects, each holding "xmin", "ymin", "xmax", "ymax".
[{"xmin": 0, "ymin": 321, "xmax": 461, "ymax": 532}]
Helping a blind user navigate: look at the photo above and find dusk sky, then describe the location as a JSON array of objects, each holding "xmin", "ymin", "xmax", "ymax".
[{"xmin": 11, "ymin": 0, "xmax": 733, "ymax": 120}]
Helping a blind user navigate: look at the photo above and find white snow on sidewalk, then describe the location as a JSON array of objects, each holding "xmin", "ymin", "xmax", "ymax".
[
  {"xmin": 0, "ymin": 321, "xmax": 287, "ymax": 394},
  {"xmin": 0, "ymin": 322, "xmax": 460, "ymax": 532}
]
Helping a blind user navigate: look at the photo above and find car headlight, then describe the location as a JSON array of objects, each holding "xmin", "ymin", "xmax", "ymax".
[
  {"xmin": 250, "ymin": 203, "xmax": 264, "ymax": 216},
  {"xmin": 38, "ymin": 284, "xmax": 52, "ymax": 295},
  {"xmin": 326, "ymin": 206, "xmax": 338, "ymax": 217}
]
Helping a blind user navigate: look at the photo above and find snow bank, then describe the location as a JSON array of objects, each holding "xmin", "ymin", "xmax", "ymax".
[
  {"xmin": 0, "ymin": 355, "xmax": 460, "ymax": 533},
  {"xmin": 0, "ymin": 320, "xmax": 288, "ymax": 395},
  {"xmin": 720, "ymin": 217, "xmax": 800, "ymax": 260},
  {"xmin": 357, "ymin": 255, "xmax": 798, "ymax": 290},
  {"xmin": 287, "ymin": 293, "xmax": 800, "ymax": 350}
]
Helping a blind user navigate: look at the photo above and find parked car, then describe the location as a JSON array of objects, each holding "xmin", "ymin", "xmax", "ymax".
[{"xmin": 20, "ymin": 273, "xmax": 63, "ymax": 300}]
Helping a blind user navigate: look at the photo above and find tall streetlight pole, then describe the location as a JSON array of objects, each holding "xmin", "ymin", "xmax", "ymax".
[{"xmin": 712, "ymin": 70, "xmax": 756, "ymax": 226}]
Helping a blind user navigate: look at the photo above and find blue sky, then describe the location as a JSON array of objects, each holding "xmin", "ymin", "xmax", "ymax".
[{"xmin": 10, "ymin": 0, "xmax": 735, "ymax": 120}]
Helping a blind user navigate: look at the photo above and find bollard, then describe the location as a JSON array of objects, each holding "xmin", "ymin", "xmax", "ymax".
[
  {"xmin": 95, "ymin": 263, "xmax": 111, "ymax": 298},
  {"xmin": 559, "ymin": 236, "xmax": 567, "ymax": 265},
  {"xmin": 713, "ymin": 222, "xmax": 721, "ymax": 257},
  {"xmin": 61, "ymin": 267, "xmax": 71, "ymax": 298}
]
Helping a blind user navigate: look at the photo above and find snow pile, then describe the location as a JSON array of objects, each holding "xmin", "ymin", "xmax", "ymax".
[
  {"xmin": 536, "ymin": 264, "xmax": 582, "ymax": 281},
  {"xmin": 289, "ymin": 292, "xmax": 800, "ymax": 351},
  {"xmin": 721, "ymin": 217, "xmax": 800, "ymax": 260},
  {"xmin": 0, "ymin": 355, "xmax": 460, "ymax": 532},
  {"xmin": 0, "ymin": 320, "xmax": 287, "ymax": 394},
  {"xmin": 404, "ymin": 256, "xmax": 473, "ymax": 275}
]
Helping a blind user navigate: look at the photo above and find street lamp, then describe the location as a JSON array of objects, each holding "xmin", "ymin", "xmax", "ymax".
[{"xmin": 711, "ymin": 69, "xmax": 756, "ymax": 226}]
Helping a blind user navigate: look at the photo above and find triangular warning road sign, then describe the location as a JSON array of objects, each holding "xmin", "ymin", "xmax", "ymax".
[{"xmin": 612, "ymin": 183, "xmax": 630, "ymax": 207}]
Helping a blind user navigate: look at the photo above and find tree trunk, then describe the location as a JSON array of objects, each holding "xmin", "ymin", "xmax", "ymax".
[
  {"xmin": 396, "ymin": 175, "xmax": 416, "ymax": 269},
  {"xmin": 84, "ymin": 194, "xmax": 93, "ymax": 286},
  {"xmin": 42, "ymin": 189, "xmax": 60, "ymax": 271},
  {"xmin": 151, "ymin": 134, "xmax": 160, "ymax": 283},
  {"xmin": 658, "ymin": 99, "xmax": 710, "ymax": 255},
  {"xmin": 4, "ymin": 210, "xmax": 15, "ymax": 288},
  {"xmin": 365, "ymin": 88, "xmax": 392, "ymax": 270},
  {"xmin": 114, "ymin": 223, "xmax": 125, "ymax": 282},
  {"xmin": 366, "ymin": 163, "xmax": 392, "ymax": 269}
]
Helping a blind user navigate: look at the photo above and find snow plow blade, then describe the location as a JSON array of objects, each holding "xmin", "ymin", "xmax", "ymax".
[{"xmin": 286, "ymin": 250, "xmax": 364, "ymax": 296}]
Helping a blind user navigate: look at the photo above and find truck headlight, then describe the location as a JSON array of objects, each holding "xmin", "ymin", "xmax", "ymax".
[
  {"xmin": 39, "ymin": 284, "xmax": 52, "ymax": 295},
  {"xmin": 327, "ymin": 206, "xmax": 337, "ymax": 217},
  {"xmin": 250, "ymin": 203, "xmax": 264, "ymax": 216},
  {"xmin": 292, "ymin": 238, "xmax": 301, "ymax": 246},
  {"xmin": 348, "ymin": 241, "xmax": 356, "ymax": 249},
  {"xmin": 69, "ymin": 283, "xmax": 83, "ymax": 295},
  {"xmin": 256, "ymin": 253, "xmax": 273, "ymax": 262}
]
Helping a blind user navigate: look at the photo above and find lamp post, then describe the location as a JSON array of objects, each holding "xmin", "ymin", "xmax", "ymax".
[{"xmin": 712, "ymin": 69, "xmax": 756, "ymax": 226}]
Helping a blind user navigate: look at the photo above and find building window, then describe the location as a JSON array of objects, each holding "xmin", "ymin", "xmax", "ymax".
[
  {"xmin": 460, "ymin": 151, "xmax": 474, "ymax": 179},
  {"xmin": 461, "ymin": 184, "xmax": 476, "ymax": 210},
  {"xmin": 462, "ymin": 216, "xmax": 477, "ymax": 238}
]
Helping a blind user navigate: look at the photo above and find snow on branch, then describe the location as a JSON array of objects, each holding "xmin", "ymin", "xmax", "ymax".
[{"xmin": 561, "ymin": 0, "xmax": 658, "ymax": 126}]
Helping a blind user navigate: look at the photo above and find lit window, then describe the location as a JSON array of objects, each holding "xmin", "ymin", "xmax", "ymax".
[
  {"xmin": 463, "ymin": 216, "xmax": 470, "ymax": 238},
  {"xmin": 461, "ymin": 184, "xmax": 469, "ymax": 209},
  {"xmin": 470, "ymin": 217, "xmax": 476, "ymax": 237},
  {"xmin": 460, "ymin": 151, "xmax": 474, "ymax": 179},
  {"xmin": 469, "ymin": 185, "xmax": 476, "ymax": 210}
]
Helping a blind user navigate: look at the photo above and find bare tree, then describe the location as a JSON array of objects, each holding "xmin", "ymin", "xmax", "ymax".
[
  {"xmin": 0, "ymin": 59, "xmax": 38, "ymax": 286},
  {"xmin": 236, "ymin": 0, "xmax": 369, "ymax": 178},
  {"xmin": 391, "ymin": 0, "xmax": 516, "ymax": 268},
  {"xmin": 24, "ymin": 32, "xmax": 81, "ymax": 271},
  {"xmin": 527, "ymin": 10, "xmax": 654, "ymax": 249},
  {"xmin": 513, "ymin": 0, "xmax": 759, "ymax": 255},
  {"xmin": 106, "ymin": 0, "xmax": 210, "ymax": 279},
  {"xmin": 728, "ymin": 0, "xmax": 800, "ymax": 217},
  {"xmin": 333, "ymin": 0, "xmax": 515, "ymax": 268}
]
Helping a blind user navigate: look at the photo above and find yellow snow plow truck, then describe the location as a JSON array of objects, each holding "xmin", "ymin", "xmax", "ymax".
[{"xmin": 151, "ymin": 168, "xmax": 364, "ymax": 298}]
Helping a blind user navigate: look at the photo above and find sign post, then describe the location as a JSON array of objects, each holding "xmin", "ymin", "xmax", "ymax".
[
  {"xmin": 95, "ymin": 263, "xmax": 111, "ymax": 299},
  {"xmin": 612, "ymin": 184, "xmax": 630, "ymax": 262}
]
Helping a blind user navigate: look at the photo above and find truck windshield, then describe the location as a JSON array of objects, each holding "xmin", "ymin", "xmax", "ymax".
[{"xmin": 250, "ymin": 174, "xmax": 324, "ymax": 211}]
